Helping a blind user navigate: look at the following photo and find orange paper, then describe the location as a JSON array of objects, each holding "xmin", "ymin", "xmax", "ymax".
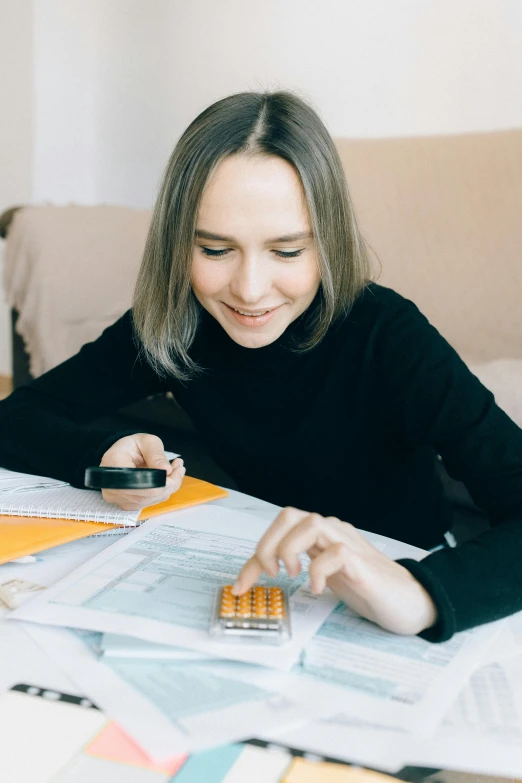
[
  {"xmin": 0, "ymin": 517, "xmax": 121, "ymax": 566},
  {"xmin": 139, "ymin": 475, "xmax": 229, "ymax": 520},
  {"xmin": 0, "ymin": 476, "xmax": 228, "ymax": 566},
  {"xmin": 283, "ymin": 757, "xmax": 399, "ymax": 782}
]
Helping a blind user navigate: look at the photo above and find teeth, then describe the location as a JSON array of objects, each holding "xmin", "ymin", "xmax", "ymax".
[{"xmin": 234, "ymin": 308, "xmax": 270, "ymax": 316}]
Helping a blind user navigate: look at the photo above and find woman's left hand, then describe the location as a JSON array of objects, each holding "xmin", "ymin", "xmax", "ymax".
[{"xmin": 232, "ymin": 507, "xmax": 438, "ymax": 636}]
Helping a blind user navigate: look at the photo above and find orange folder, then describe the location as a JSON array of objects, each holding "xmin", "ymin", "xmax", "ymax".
[
  {"xmin": 137, "ymin": 476, "xmax": 228, "ymax": 520},
  {"xmin": 0, "ymin": 517, "xmax": 122, "ymax": 566},
  {"xmin": 0, "ymin": 476, "xmax": 229, "ymax": 566}
]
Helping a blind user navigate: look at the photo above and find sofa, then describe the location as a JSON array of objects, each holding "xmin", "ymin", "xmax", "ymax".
[{"xmin": 2, "ymin": 129, "xmax": 522, "ymax": 535}]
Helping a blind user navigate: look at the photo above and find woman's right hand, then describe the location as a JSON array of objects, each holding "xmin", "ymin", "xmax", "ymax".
[{"xmin": 99, "ymin": 433, "xmax": 185, "ymax": 511}]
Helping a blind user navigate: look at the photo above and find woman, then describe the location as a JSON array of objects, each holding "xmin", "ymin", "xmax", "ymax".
[{"xmin": 1, "ymin": 91, "xmax": 521, "ymax": 642}]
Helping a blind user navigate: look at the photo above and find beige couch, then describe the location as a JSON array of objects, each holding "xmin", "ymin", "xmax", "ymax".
[
  {"xmin": 338, "ymin": 130, "xmax": 522, "ymax": 430},
  {"xmin": 2, "ymin": 129, "xmax": 522, "ymax": 491}
]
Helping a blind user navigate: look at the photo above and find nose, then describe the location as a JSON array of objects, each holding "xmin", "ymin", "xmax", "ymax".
[{"xmin": 229, "ymin": 254, "xmax": 272, "ymax": 305}]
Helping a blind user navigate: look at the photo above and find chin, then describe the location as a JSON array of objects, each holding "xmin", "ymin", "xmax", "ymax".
[{"xmin": 227, "ymin": 326, "xmax": 283, "ymax": 349}]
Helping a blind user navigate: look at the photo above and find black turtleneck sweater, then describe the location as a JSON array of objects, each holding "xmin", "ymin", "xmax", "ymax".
[{"xmin": 1, "ymin": 283, "xmax": 522, "ymax": 642}]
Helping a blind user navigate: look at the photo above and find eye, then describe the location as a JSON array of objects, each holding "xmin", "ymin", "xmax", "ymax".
[
  {"xmin": 200, "ymin": 246, "xmax": 229, "ymax": 258},
  {"xmin": 274, "ymin": 249, "xmax": 305, "ymax": 259}
]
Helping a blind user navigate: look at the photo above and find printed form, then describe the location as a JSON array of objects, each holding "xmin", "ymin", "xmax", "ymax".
[
  {"xmin": 24, "ymin": 604, "xmax": 501, "ymax": 763},
  {"xmin": 234, "ymin": 600, "xmax": 497, "ymax": 734},
  {"xmin": 12, "ymin": 506, "xmax": 338, "ymax": 669},
  {"xmin": 16, "ymin": 504, "xmax": 501, "ymax": 759},
  {"xmin": 25, "ymin": 623, "xmax": 304, "ymax": 761},
  {"xmin": 403, "ymin": 652, "xmax": 522, "ymax": 777},
  {"xmin": 262, "ymin": 644, "xmax": 522, "ymax": 779}
]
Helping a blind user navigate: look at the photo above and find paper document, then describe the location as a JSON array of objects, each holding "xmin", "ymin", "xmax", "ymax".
[
  {"xmin": 11, "ymin": 506, "xmax": 338, "ymax": 669},
  {"xmin": 0, "ymin": 534, "xmax": 121, "ymax": 618},
  {"xmin": 0, "ymin": 620, "xmax": 74, "ymax": 696},
  {"xmin": 401, "ymin": 653, "xmax": 522, "ymax": 777},
  {"xmin": 25, "ymin": 623, "xmax": 306, "ymax": 761},
  {"xmin": 260, "ymin": 717, "xmax": 407, "ymax": 774},
  {"xmin": 275, "ymin": 602, "xmax": 497, "ymax": 734},
  {"xmin": 100, "ymin": 633, "xmax": 213, "ymax": 662},
  {"xmin": 259, "ymin": 639, "xmax": 522, "ymax": 779},
  {"xmin": 0, "ymin": 467, "xmax": 68, "ymax": 493}
]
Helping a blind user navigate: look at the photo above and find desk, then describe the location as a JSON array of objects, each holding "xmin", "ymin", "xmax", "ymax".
[{"xmin": 0, "ymin": 489, "xmax": 516, "ymax": 783}]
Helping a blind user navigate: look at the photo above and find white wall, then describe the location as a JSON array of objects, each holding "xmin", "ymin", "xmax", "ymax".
[
  {"xmin": 1, "ymin": 0, "xmax": 522, "ymax": 374},
  {"xmin": 0, "ymin": 0, "xmax": 33, "ymax": 375},
  {"xmin": 32, "ymin": 0, "xmax": 522, "ymax": 209}
]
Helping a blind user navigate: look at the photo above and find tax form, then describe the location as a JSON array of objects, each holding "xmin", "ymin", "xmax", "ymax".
[
  {"xmin": 12, "ymin": 506, "xmax": 338, "ymax": 670},
  {"xmin": 16, "ymin": 506, "xmax": 502, "ymax": 765},
  {"xmin": 234, "ymin": 600, "xmax": 496, "ymax": 735},
  {"xmin": 24, "ymin": 623, "xmax": 307, "ymax": 761},
  {"xmin": 266, "ymin": 643, "xmax": 522, "ymax": 779},
  {"xmin": 403, "ymin": 652, "xmax": 522, "ymax": 777}
]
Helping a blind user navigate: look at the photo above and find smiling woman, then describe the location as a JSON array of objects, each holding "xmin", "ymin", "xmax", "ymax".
[
  {"xmin": 2, "ymin": 91, "xmax": 522, "ymax": 644},
  {"xmin": 191, "ymin": 155, "xmax": 321, "ymax": 348},
  {"xmin": 132, "ymin": 91, "xmax": 370, "ymax": 378}
]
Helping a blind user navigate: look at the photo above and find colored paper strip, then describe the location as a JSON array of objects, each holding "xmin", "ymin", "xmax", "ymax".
[
  {"xmin": 86, "ymin": 721, "xmax": 186, "ymax": 776},
  {"xmin": 170, "ymin": 744, "xmax": 243, "ymax": 783},
  {"xmin": 283, "ymin": 757, "xmax": 399, "ymax": 783}
]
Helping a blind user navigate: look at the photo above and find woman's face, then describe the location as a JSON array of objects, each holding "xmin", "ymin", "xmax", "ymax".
[{"xmin": 191, "ymin": 154, "xmax": 321, "ymax": 349}]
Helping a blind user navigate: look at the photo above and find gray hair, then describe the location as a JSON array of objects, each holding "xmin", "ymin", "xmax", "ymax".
[{"xmin": 133, "ymin": 90, "xmax": 371, "ymax": 379}]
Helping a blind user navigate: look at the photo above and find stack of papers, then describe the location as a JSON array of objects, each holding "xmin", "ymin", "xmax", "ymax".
[
  {"xmin": 7, "ymin": 502, "xmax": 516, "ymax": 777},
  {"xmin": 12, "ymin": 507, "xmax": 339, "ymax": 669}
]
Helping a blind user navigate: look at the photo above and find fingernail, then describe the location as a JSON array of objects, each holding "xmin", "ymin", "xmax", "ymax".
[{"xmin": 231, "ymin": 582, "xmax": 240, "ymax": 595}]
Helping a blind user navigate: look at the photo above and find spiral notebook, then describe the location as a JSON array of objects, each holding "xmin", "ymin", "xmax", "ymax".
[
  {"xmin": 0, "ymin": 469, "xmax": 229, "ymax": 565},
  {"xmin": 0, "ymin": 469, "xmax": 228, "ymax": 527}
]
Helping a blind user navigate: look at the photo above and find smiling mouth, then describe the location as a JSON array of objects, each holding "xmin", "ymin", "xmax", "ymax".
[{"xmin": 224, "ymin": 304, "xmax": 281, "ymax": 317}]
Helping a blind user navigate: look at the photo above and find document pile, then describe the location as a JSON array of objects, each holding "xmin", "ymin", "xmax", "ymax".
[{"xmin": 5, "ymin": 500, "xmax": 522, "ymax": 776}]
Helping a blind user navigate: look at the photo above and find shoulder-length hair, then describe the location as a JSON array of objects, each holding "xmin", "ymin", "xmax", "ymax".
[{"xmin": 133, "ymin": 90, "xmax": 371, "ymax": 380}]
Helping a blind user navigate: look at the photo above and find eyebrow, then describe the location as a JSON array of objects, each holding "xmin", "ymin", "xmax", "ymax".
[{"xmin": 194, "ymin": 229, "xmax": 313, "ymax": 244}]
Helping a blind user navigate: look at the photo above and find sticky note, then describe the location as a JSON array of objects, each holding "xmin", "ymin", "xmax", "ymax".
[
  {"xmin": 86, "ymin": 721, "xmax": 186, "ymax": 776},
  {"xmin": 171, "ymin": 744, "xmax": 243, "ymax": 783},
  {"xmin": 283, "ymin": 757, "xmax": 399, "ymax": 783}
]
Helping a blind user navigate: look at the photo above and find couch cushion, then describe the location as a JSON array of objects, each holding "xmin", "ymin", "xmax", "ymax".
[
  {"xmin": 336, "ymin": 130, "xmax": 522, "ymax": 363},
  {"xmin": 4, "ymin": 205, "xmax": 151, "ymax": 376}
]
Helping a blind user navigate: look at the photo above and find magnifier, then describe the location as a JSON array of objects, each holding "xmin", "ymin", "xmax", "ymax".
[{"xmin": 85, "ymin": 466, "xmax": 168, "ymax": 490}]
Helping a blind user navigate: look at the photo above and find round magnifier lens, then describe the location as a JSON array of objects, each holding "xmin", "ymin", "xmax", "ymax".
[{"xmin": 84, "ymin": 467, "xmax": 167, "ymax": 490}]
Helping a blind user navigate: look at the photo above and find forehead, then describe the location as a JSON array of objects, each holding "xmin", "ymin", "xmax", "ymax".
[{"xmin": 198, "ymin": 154, "xmax": 310, "ymax": 234}]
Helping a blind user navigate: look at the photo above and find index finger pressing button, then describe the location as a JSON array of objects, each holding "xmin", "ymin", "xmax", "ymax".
[{"xmin": 211, "ymin": 584, "xmax": 291, "ymax": 645}]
